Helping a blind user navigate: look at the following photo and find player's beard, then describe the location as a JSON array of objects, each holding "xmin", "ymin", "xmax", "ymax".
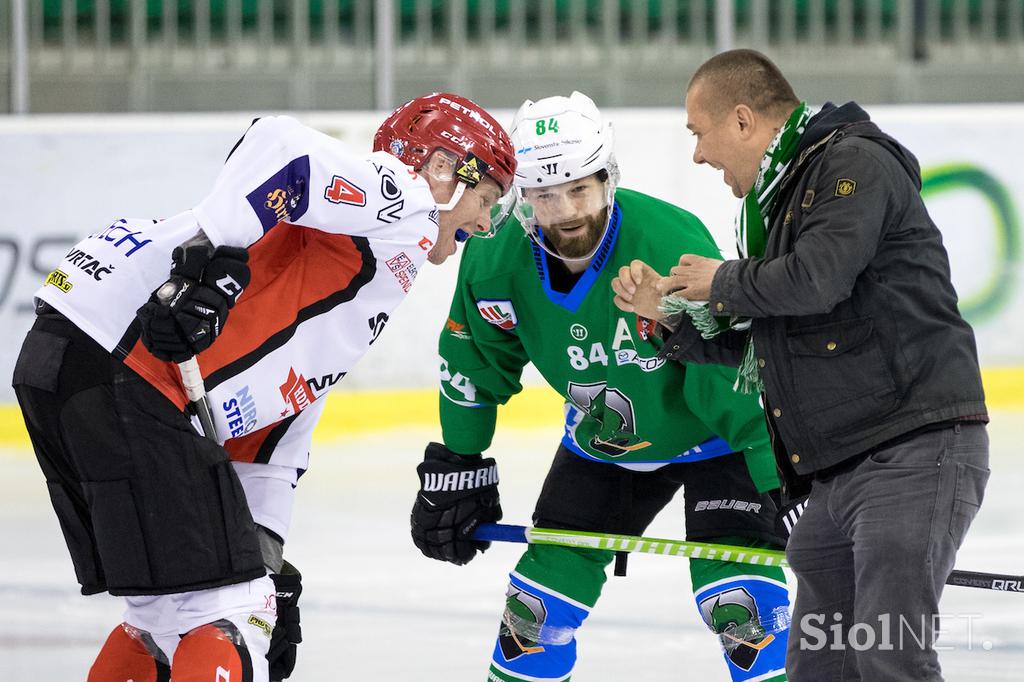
[{"xmin": 543, "ymin": 207, "xmax": 608, "ymax": 260}]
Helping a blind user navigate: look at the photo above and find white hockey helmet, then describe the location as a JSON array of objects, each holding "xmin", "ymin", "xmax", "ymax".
[
  {"xmin": 509, "ymin": 91, "xmax": 617, "ymax": 189},
  {"xmin": 509, "ymin": 92, "xmax": 620, "ymax": 262}
]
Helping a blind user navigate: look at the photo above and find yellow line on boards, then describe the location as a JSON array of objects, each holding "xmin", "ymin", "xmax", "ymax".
[{"xmin": 0, "ymin": 369, "xmax": 1020, "ymax": 449}]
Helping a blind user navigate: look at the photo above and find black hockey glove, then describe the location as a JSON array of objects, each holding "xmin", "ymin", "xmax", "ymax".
[
  {"xmin": 136, "ymin": 244, "xmax": 250, "ymax": 363},
  {"xmin": 411, "ymin": 442, "xmax": 502, "ymax": 565},
  {"xmin": 268, "ymin": 561, "xmax": 303, "ymax": 681}
]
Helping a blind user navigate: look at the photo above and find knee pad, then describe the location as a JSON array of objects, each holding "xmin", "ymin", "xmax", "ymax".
[
  {"xmin": 489, "ymin": 572, "xmax": 591, "ymax": 682},
  {"xmin": 89, "ymin": 622, "xmax": 170, "ymax": 682},
  {"xmin": 172, "ymin": 620, "xmax": 254, "ymax": 682},
  {"xmin": 691, "ymin": 548, "xmax": 790, "ymax": 682}
]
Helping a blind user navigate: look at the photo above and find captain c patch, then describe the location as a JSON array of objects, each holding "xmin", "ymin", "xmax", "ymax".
[{"xmin": 835, "ymin": 178, "xmax": 857, "ymax": 197}]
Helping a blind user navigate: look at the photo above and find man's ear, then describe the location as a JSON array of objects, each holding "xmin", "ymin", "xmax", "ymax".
[{"xmin": 734, "ymin": 104, "xmax": 756, "ymax": 139}]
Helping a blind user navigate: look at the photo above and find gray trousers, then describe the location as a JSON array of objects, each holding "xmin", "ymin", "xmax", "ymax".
[{"xmin": 785, "ymin": 423, "xmax": 989, "ymax": 681}]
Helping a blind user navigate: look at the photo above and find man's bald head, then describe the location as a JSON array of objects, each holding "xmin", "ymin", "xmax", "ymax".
[{"xmin": 688, "ymin": 49, "xmax": 799, "ymax": 120}]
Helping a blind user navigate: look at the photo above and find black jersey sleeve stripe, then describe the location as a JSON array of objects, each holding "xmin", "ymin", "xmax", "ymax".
[
  {"xmin": 254, "ymin": 413, "xmax": 301, "ymax": 465},
  {"xmin": 204, "ymin": 236, "xmax": 376, "ymax": 392}
]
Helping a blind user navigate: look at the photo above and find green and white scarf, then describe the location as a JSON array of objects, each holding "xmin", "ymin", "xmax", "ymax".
[{"xmin": 661, "ymin": 102, "xmax": 814, "ymax": 393}]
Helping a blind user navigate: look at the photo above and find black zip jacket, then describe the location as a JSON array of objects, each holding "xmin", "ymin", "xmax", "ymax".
[{"xmin": 660, "ymin": 102, "xmax": 987, "ymax": 496}]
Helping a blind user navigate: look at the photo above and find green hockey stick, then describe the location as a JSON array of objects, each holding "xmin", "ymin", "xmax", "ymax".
[
  {"xmin": 475, "ymin": 524, "xmax": 1024, "ymax": 593},
  {"xmin": 476, "ymin": 523, "xmax": 788, "ymax": 566}
]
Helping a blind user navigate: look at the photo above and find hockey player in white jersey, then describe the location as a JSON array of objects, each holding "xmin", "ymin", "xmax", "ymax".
[{"xmin": 12, "ymin": 93, "xmax": 515, "ymax": 682}]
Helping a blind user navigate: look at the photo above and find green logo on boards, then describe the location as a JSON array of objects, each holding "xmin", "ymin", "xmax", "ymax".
[{"xmin": 921, "ymin": 163, "xmax": 1020, "ymax": 323}]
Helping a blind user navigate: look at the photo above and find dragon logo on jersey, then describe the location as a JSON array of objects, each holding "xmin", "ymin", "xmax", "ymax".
[
  {"xmin": 279, "ymin": 367, "xmax": 316, "ymax": 416},
  {"xmin": 698, "ymin": 587, "xmax": 771, "ymax": 671},
  {"xmin": 476, "ymin": 299, "xmax": 518, "ymax": 330},
  {"xmin": 498, "ymin": 584, "xmax": 547, "ymax": 661}
]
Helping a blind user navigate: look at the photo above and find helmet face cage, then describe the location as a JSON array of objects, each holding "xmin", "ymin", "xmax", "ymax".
[
  {"xmin": 513, "ymin": 162, "xmax": 620, "ymax": 262},
  {"xmin": 373, "ymin": 93, "xmax": 517, "ymax": 237}
]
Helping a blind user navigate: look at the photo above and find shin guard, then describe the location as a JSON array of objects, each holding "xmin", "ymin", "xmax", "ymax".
[
  {"xmin": 172, "ymin": 619, "xmax": 254, "ymax": 682},
  {"xmin": 690, "ymin": 538, "xmax": 790, "ymax": 682},
  {"xmin": 89, "ymin": 622, "xmax": 171, "ymax": 682},
  {"xmin": 489, "ymin": 545, "xmax": 610, "ymax": 681}
]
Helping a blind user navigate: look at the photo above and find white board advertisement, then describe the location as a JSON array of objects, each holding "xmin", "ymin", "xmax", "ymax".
[{"xmin": 1, "ymin": 105, "xmax": 1021, "ymax": 400}]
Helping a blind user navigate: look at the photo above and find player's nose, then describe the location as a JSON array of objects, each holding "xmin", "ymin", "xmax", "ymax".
[{"xmin": 551, "ymin": 195, "xmax": 578, "ymax": 222}]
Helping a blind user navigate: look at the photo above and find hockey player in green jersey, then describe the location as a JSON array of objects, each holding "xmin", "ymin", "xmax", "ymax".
[{"xmin": 410, "ymin": 92, "xmax": 790, "ymax": 682}]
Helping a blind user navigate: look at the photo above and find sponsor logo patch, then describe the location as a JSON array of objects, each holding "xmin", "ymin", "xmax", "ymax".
[
  {"xmin": 614, "ymin": 349, "xmax": 666, "ymax": 372},
  {"xmin": 438, "ymin": 97, "xmax": 496, "ymax": 133},
  {"xmin": 693, "ymin": 499, "xmax": 763, "ymax": 513},
  {"xmin": 446, "ymin": 317, "xmax": 471, "ymax": 340},
  {"xmin": 279, "ymin": 367, "xmax": 315, "ymax": 416},
  {"xmin": 455, "ymin": 153, "xmax": 489, "ymax": 187},
  {"xmin": 89, "ymin": 218, "xmax": 152, "ymax": 257},
  {"xmin": 247, "ymin": 615, "xmax": 273, "ymax": 638},
  {"xmin": 386, "ymin": 252, "xmax": 417, "ymax": 293},
  {"xmin": 222, "ymin": 385, "xmax": 258, "ymax": 437},
  {"xmin": 476, "ymin": 299, "xmax": 518, "ymax": 330},
  {"xmin": 635, "ymin": 316, "xmax": 654, "ymax": 341},
  {"xmin": 45, "ymin": 269, "xmax": 72, "ymax": 292},
  {"xmin": 64, "ymin": 248, "xmax": 115, "ymax": 281},
  {"xmin": 247, "ymin": 157, "xmax": 310, "ymax": 232},
  {"xmin": 368, "ymin": 312, "xmax": 389, "ymax": 344}
]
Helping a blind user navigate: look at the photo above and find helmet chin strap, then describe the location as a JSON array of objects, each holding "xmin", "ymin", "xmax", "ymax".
[{"xmin": 434, "ymin": 181, "xmax": 467, "ymax": 212}]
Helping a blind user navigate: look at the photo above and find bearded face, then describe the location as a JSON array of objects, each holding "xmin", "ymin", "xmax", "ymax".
[
  {"xmin": 521, "ymin": 173, "xmax": 610, "ymax": 260},
  {"xmin": 540, "ymin": 207, "xmax": 609, "ymax": 259}
]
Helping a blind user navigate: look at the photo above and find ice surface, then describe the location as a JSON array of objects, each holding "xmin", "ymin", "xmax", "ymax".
[{"xmin": 1, "ymin": 412, "xmax": 1021, "ymax": 681}]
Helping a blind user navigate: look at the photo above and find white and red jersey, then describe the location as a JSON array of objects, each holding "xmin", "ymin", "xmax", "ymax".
[{"xmin": 35, "ymin": 116, "xmax": 439, "ymax": 475}]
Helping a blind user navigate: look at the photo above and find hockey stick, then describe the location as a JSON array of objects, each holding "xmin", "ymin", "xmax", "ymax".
[
  {"xmin": 475, "ymin": 524, "xmax": 1024, "ymax": 593},
  {"xmin": 178, "ymin": 356, "xmax": 218, "ymax": 441}
]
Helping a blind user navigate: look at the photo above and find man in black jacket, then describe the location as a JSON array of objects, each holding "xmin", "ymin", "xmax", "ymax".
[{"xmin": 612, "ymin": 49, "xmax": 989, "ymax": 681}]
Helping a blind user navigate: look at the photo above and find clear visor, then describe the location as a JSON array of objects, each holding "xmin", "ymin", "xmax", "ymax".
[
  {"xmin": 425, "ymin": 148, "xmax": 517, "ymax": 242},
  {"xmin": 512, "ymin": 172, "xmax": 617, "ymax": 262}
]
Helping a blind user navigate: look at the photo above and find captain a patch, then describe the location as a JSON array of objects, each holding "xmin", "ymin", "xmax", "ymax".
[
  {"xmin": 835, "ymin": 178, "xmax": 857, "ymax": 197},
  {"xmin": 476, "ymin": 299, "xmax": 518, "ymax": 331}
]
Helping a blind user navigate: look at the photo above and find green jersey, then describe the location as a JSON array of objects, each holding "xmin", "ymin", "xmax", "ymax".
[{"xmin": 438, "ymin": 188, "xmax": 778, "ymax": 492}]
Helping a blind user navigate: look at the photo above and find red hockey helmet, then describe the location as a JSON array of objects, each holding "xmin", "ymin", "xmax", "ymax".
[{"xmin": 373, "ymin": 93, "xmax": 516, "ymax": 195}]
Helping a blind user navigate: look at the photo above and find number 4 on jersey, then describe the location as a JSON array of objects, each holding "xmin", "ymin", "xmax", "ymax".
[{"xmin": 324, "ymin": 174, "xmax": 367, "ymax": 206}]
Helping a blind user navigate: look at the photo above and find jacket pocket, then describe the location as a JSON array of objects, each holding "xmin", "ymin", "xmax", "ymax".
[{"xmin": 786, "ymin": 317, "xmax": 898, "ymax": 434}]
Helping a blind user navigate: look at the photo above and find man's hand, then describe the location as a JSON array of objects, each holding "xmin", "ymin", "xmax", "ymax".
[
  {"xmin": 411, "ymin": 443, "xmax": 502, "ymax": 565},
  {"xmin": 656, "ymin": 254, "xmax": 723, "ymax": 301},
  {"xmin": 611, "ymin": 260, "xmax": 665, "ymax": 320},
  {"xmin": 136, "ymin": 245, "xmax": 250, "ymax": 363}
]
